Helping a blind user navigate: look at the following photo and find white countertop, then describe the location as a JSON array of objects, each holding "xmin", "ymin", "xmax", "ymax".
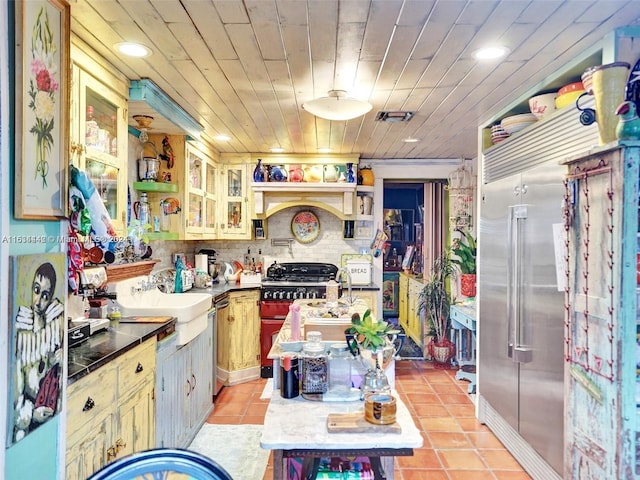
[{"xmin": 260, "ymin": 391, "xmax": 423, "ymax": 450}]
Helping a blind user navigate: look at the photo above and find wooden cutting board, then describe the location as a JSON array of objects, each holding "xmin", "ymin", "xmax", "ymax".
[
  {"xmin": 326, "ymin": 413, "xmax": 402, "ymax": 434},
  {"xmin": 121, "ymin": 316, "xmax": 174, "ymax": 323}
]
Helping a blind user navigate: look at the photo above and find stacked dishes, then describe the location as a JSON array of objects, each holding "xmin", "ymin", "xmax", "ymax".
[
  {"xmin": 500, "ymin": 113, "xmax": 538, "ymax": 134},
  {"xmin": 490, "ymin": 124, "xmax": 510, "ymax": 144}
]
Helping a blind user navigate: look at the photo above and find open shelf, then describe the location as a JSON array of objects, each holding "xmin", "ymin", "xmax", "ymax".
[{"xmin": 133, "ymin": 181, "xmax": 179, "ymax": 193}]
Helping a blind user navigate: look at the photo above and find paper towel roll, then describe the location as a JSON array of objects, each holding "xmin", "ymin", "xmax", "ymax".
[{"xmin": 195, "ymin": 254, "xmax": 209, "ymax": 272}]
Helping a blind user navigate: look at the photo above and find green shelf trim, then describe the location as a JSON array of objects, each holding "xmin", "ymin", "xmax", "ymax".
[
  {"xmin": 133, "ymin": 181, "xmax": 178, "ymax": 193},
  {"xmin": 146, "ymin": 232, "xmax": 179, "ymax": 241}
]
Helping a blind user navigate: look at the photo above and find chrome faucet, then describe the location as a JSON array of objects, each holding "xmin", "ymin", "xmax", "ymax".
[{"xmin": 335, "ymin": 267, "xmax": 356, "ymax": 305}]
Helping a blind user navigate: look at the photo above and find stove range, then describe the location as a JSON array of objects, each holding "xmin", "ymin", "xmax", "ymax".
[
  {"xmin": 259, "ymin": 262, "xmax": 340, "ymax": 378},
  {"xmin": 261, "ymin": 262, "xmax": 339, "ymax": 300}
]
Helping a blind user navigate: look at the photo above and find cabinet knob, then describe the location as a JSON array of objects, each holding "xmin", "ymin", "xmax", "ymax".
[
  {"xmin": 115, "ymin": 438, "xmax": 126, "ymax": 452},
  {"xmin": 229, "ymin": 315, "xmax": 235, "ymax": 323},
  {"xmin": 191, "ymin": 373, "xmax": 196, "ymax": 390},
  {"xmin": 82, "ymin": 397, "xmax": 95, "ymax": 411},
  {"xmin": 107, "ymin": 446, "xmax": 117, "ymax": 461},
  {"xmin": 135, "ymin": 362, "xmax": 144, "ymax": 373}
]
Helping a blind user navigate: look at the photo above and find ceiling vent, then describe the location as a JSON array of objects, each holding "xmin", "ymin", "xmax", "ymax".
[{"xmin": 375, "ymin": 110, "xmax": 415, "ymax": 123}]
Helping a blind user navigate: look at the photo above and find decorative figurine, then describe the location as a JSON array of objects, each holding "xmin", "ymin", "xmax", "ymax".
[{"xmin": 615, "ymin": 100, "xmax": 640, "ymax": 140}]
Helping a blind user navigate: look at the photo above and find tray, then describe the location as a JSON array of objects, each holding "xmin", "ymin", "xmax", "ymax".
[{"xmin": 327, "ymin": 412, "xmax": 402, "ymax": 433}]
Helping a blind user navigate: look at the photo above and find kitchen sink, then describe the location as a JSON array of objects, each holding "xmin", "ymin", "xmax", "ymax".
[{"xmin": 115, "ymin": 276, "xmax": 212, "ymax": 345}]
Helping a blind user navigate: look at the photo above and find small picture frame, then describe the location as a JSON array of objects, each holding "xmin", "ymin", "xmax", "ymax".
[{"xmin": 401, "ymin": 245, "xmax": 415, "ymax": 270}]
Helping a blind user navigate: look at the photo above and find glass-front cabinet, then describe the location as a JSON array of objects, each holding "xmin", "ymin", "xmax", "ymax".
[
  {"xmin": 220, "ymin": 163, "xmax": 250, "ymax": 239},
  {"xmin": 70, "ymin": 64, "xmax": 127, "ymax": 234},
  {"xmin": 185, "ymin": 143, "xmax": 218, "ymax": 238}
]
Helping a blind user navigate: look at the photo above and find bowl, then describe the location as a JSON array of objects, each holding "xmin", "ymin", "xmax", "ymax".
[
  {"xmin": 529, "ymin": 93, "xmax": 557, "ymax": 119},
  {"xmin": 500, "ymin": 113, "xmax": 537, "ymax": 125},
  {"xmin": 555, "ymin": 89, "xmax": 586, "ymax": 110},
  {"xmin": 557, "ymin": 81, "xmax": 584, "ymax": 97}
]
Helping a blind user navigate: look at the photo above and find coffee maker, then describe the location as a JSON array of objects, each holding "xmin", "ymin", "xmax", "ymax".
[{"xmin": 198, "ymin": 249, "xmax": 220, "ymax": 282}]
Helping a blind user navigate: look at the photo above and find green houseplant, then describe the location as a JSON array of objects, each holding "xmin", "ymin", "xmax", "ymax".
[
  {"xmin": 451, "ymin": 228, "xmax": 477, "ymax": 297},
  {"xmin": 418, "ymin": 252, "xmax": 457, "ymax": 367},
  {"xmin": 346, "ymin": 309, "xmax": 402, "ymax": 371}
]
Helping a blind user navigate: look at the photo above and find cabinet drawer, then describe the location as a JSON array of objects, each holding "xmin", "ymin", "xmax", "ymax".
[
  {"xmin": 117, "ymin": 339, "xmax": 156, "ymax": 394},
  {"xmin": 67, "ymin": 364, "xmax": 116, "ymax": 431}
]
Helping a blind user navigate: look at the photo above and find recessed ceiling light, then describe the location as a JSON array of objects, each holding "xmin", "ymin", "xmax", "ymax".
[
  {"xmin": 317, "ymin": 147, "xmax": 331, "ymax": 153},
  {"xmin": 402, "ymin": 137, "xmax": 420, "ymax": 143},
  {"xmin": 270, "ymin": 147, "xmax": 285, "ymax": 153},
  {"xmin": 473, "ymin": 46, "xmax": 509, "ymax": 60},
  {"xmin": 214, "ymin": 134, "xmax": 231, "ymax": 142},
  {"xmin": 115, "ymin": 42, "xmax": 152, "ymax": 58}
]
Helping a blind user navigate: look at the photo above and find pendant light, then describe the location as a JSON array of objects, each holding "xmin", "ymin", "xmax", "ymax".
[{"xmin": 302, "ymin": 90, "xmax": 372, "ymax": 121}]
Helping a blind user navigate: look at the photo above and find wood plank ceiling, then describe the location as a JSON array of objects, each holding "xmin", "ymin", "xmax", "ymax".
[{"xmin": 70, "ymin": 0, "xmax": 640, "ymax": 160}]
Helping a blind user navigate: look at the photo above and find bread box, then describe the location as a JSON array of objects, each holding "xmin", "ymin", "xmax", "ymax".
[{"xmin": 345, "ymin": 259, "xmax": 372, "ymax": 285}]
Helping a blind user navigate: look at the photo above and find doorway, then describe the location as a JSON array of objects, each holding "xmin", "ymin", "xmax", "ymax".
[{"xmin": 381, "ymin": 181, "xmax": 447, "ymax": 319}]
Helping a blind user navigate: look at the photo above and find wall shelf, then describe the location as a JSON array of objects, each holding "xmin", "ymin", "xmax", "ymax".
[{"xmin": 133, "ymin": 181, "xmax": 179, "ymax": 193}]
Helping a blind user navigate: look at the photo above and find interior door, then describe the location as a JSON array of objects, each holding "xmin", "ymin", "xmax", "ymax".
[{"xmin": 479, "ymin": 173, "xmax": 520, "ymax": 430}]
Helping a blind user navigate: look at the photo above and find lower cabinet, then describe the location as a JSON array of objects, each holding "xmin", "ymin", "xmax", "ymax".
[
  {"xmin": 217, "ymin": 289, "xmax": 260, "ymax": 385},
  {"xmin": 399, "ymin": 273, "xmax": 425, "ymax": 348},
  {"xmin": 156, "ymin": 314, "xmax": 214, "ymax": 448},
  {"xmin": 66, "ymin": 338, "xmax": 156, "ymax": 478}
]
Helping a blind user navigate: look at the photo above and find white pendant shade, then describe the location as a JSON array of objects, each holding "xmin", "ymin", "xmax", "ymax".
[{"xmin": 303, "ymin": 90, "xmax": 372, "ymax": 121}]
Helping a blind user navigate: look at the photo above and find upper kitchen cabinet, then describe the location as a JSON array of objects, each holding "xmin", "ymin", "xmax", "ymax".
[
  {"xmin": 70, "ymin": 40, "xmax": 129, "ymax": 234},
  {"xmin": 185, "ymin": 142, "xmax": 219, "ymax": 238},
  {"xmin": 219, "ymin": 161, "xmax": 251, "ymax": 240},
  {"xmin": 141, "ymin": 134, "xmax": 220, "ymax": 241}
]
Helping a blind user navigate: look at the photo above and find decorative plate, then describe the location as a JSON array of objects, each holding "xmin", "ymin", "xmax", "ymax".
[{"xmin": 291, "ymin": 210, "xmax": 320, "ymax": 244}]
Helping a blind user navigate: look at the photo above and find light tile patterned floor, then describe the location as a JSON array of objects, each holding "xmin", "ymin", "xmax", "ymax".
[{"xmin": 207, "ymin": 360, "xmax": 533, "ymax": 480}]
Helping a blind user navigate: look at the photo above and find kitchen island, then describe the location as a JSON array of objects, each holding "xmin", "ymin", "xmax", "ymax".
[{"xmin": 260, "ymin": 384, "xmax": 422, "ymax": 479}]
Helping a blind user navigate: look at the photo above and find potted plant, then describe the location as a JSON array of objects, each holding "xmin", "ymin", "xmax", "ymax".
[
  {"xmin": 346, "ymin": 309, "xmax": 402, "ymax": 371},
  {"xmin": 451, "ymin": 228, "xmax": 477, "ymax": 298},
  {"xmin": 418, "ymin": 252, "xmax": 457, "ymax": 368}
]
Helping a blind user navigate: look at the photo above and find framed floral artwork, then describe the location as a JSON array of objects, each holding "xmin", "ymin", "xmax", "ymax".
[{"xmin": 14, "ymin": 0, "xmax": 70, "ymax": 219}]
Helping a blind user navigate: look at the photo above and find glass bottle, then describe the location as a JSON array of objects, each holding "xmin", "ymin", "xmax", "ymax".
[
  {"xmin": 85, "ymin": 105, "xmax": 99, "ymax": 148},
  {"xmin": 328, "ymin": 343, "xmax": 352, "ymax": 395},
  {"xmin": 301, "ymin": 332, "xmax": 328, "ymax": 397},
  {"xmin": 109, "ymin": 114, "xmax": 118, "ymax": 156}
]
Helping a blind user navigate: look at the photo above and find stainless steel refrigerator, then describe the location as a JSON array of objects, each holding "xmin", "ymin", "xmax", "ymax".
[{"xmin": 478, "ymin": 159, "xmax": 565, "ymax": 479}]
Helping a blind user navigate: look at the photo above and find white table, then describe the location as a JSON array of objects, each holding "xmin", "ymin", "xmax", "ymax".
[
  {"xmin": 449, "ymin": 303, "xmax": 477, "ymax": 393},
  {"xmin": 260, "ymin": 392, "xmax": 423, "ymax": 479}
]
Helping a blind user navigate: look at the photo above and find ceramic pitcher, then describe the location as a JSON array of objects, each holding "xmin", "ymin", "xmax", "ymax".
[{"xmin": 323, "ymin": 165, "xmax": 340, "ymax": 182}]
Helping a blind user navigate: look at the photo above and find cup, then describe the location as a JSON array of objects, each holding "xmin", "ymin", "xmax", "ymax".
[
  {"xmin": 280, "ymin": 353, "xmax": 299, "ymax": 399},
  {"xmin": 362, "ymin": 196, "xmax": 373, "ymax": 215}
]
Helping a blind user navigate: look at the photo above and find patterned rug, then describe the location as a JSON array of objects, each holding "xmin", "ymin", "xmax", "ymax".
[{"xmin": 188, "ymin": 424, "xmax": 269, "ymax": 480}]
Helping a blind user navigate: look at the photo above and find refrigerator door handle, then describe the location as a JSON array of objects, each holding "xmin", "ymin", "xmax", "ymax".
[
  {"xmin": 506, "ymin": 206, "xmax": 516, "ymax": 359},
  {"xmin": 509, "ymin": 204, "xmax": 532, "ymax": 363}
]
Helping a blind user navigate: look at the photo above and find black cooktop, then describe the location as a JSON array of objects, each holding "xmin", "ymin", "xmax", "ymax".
[{"xmin": 264, "ymin": 262, "xmax": 338, "ymax": 282}]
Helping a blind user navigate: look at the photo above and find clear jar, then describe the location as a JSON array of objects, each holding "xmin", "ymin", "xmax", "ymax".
[
  {"xmin": 301, "ymin": 336, "xmax": 328, "ymax": 396},
  {"xmin": 328, "ymin": 343, "xmax": 352, "ymax": 395}
]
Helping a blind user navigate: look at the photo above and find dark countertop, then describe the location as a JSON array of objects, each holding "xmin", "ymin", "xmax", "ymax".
[
  {"xmin": 67, "ymin": 318, "xmax": 176, "ymax": 384},
  {"xmin": 189, "ymin": 281, "xmax": 379, "ymax": 302}
]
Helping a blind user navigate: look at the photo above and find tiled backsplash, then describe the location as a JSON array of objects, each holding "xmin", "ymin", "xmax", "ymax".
[{"xmin": 150, "ymin": 207, "xmax": 370, "ymax": 271}]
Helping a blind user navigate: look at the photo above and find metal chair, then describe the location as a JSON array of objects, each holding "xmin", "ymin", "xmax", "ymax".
[{"xmin": 87, "ymin": 448, "xmax": 234, "ymax": 480}]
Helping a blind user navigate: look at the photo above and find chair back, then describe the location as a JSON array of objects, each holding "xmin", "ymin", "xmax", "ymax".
[{"xmin": 87, "ymin": 448, "xmax": 234, "ymax": 480}]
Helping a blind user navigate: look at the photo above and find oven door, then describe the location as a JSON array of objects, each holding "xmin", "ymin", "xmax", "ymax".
[
  {"xmin": 260, "ymin": 300, "xmax": 292, "ymax": 320},
  {"xmin": 260, "ymin": 300, "xmax": 292, "ymax": 378}
]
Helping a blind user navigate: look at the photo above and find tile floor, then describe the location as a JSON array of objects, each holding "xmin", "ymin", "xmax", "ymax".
[{"xmin": 207, "ymin": 360, "xmax": 533, "ymax": 480}]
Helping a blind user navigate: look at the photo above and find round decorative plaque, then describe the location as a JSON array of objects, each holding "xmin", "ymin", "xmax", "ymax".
[{"xmin": 291, "ymin": 210, "xmax": 320, "ymax": 244}]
